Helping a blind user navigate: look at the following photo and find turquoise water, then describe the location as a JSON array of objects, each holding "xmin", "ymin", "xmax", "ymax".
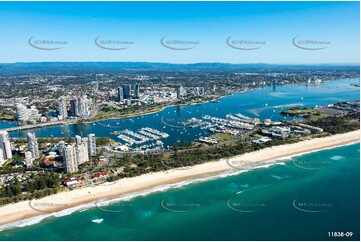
[
  {"xmin": 1, "ymin": 78, "xmax": 359, "ymax": 147},
  {"xmin": 0, "ymin": 78, "xmax": 359, "ymax": 240},
  {"xmin": 0, "ymin": 143, "xmax": 359, "ymax": 240}
]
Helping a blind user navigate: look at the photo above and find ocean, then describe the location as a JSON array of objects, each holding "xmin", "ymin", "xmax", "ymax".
[{"xmin": 0, "ymin": 142, "xmax": 359, "ymax": 241}]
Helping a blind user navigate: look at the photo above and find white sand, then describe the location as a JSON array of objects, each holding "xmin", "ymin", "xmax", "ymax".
[{"xmin": 0, "ymin": 130, "xmax": 359, "ymax": 227}]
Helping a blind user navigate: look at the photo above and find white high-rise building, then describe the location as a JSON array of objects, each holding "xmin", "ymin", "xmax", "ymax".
[
  {"xmin": 16, "ymin": 104, "xmax": 30, "ymax": 122},
  {"xmin": 16, "ymin": 104, "xmax": 41, "ymax": 123},
  {"xmin": 63, "ymin": 145, "xmax": 78, "ymax": 174},
  {"xmin": 70, "ymin": 95, "xmax": 90, "ymax": 117},
  {"xmin": 0, "ymin": 144, "xmax": 6, "ymax": 163},
  {"xmin": 0, "ymin": 131, "xmax": 12, "ymax": 160},
  {"xmin": 58, "ymin": 141, "xmax": 66, "ymax": 157},
  {"xmin": 75, "ymin": 135, "xmax": 82, "ymax": 146},
  {"xmin": 75, "ymin": 136, "xmax": 89, "ymax": 165},
  {"xmin": 79, "ymin": 95, "xmax": 90, "ymax": 116},
  {"xmin": 82, "ymin": 138, "xmax": 89, "ymax": 161},
  {"xmin": 75, "ymin": 143, "xmax": 89, "ymax": 165},
  {"xmin": 57, "ymin": 100, "xmax": 68, "ymax": 119},
  {"xmin": 27, "ymin": 133, "xmax": 40, "ymax": 159},
  {"xmin": 88, "ymin": 134, "xmax": 97, "ymax": 157},
  {"xmin": 24, "ymin": 151, "xmax": 34, "ymax": 167},
  {"xmin": 0, "ymin": 148, "xmax": 5, "ymax": 166}
]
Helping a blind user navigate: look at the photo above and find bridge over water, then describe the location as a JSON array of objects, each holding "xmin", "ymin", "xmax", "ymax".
[{"xmin": 1, "ymin": 121, "xmax": 67, "ymax": 132}]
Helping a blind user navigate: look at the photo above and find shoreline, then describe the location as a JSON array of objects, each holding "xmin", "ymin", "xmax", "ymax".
[
  {"xmin": 0, "ymin": 130, "xmax": 359, "ymax": 230},
  {"xmin": 1, "ymin": 77, "xmax": 359, "ymax": 132},
  {"xmin": 76, "ymin": 93, "xmax": 232, "ymax": 124},
  {"xmin": 1, "ymin": 94, "xmax": 229, "ymax": 133}
]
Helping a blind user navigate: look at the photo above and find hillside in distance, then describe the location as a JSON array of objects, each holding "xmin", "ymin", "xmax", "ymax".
[{"xmin": 0, "ymin": 62, "xmax": 359, "ymax": 75}]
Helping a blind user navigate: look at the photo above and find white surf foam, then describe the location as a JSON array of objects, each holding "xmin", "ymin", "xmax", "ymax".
[
  {"xmin": 0, "ymin": 141, "xmax": 358, "ymax": 232},
  {"xmin": 330, "ymin": 155, "xmax": 345, "ymax": 160},
  {"xmin": 91, "ymin": 218, "xmax": 104, "ymax": 224}
]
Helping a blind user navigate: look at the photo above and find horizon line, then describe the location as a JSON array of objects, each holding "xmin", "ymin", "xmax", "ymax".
[{"xmin": 0, "ymin": 61, "xmax": 359, "ymax": 66}]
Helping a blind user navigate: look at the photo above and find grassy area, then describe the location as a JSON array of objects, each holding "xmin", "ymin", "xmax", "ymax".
[
  {"xmin": 308, "ymin": 113, "xmax": 330, "ymax": 120},
  {"xmin": 93, "ymin": 106, "xmax": 166, "ymax": 120},
  {"xmin": 252, "ymin": 133, "xmax": 263, "ymax": 138},
  {"xmin": 280, "ymin": 107, "xmax": 316, "ymax": 117},
  {"xmin": 175, "ymin": 142, "xmax": 201, "ymax": 150},
  {"xmin": 0, "ymin": 114, "xmax": 15, "ymax": 120},
  {"xmin": 282, "ymin": 107, "xmax": 336, "ymax": 120},
  {"xmin": 305, "ymin": 132, "xmax": 329, "ymax": 139},
  {"xmin": 209, "ymin": 133, "xmax": 235, "ymax": 142}
]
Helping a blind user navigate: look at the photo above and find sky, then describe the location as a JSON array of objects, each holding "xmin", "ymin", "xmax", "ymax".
[{"xmin": 0, "ymin": 1, "xmax": 359, "ymax": 64}]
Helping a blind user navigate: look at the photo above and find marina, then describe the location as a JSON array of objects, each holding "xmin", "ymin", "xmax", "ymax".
[
  {"xmin": 112, "ymin": 127, "xmax": 170, "ymax": 151},
  {"xmin": 1, "ymin": 78, "xmax": 359, "ymax": 148}
]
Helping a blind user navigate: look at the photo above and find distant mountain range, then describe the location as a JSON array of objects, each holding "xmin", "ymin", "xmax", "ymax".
[{"xmin": 0, "ymin": 62, "xmax": 359, "ymax": 75}]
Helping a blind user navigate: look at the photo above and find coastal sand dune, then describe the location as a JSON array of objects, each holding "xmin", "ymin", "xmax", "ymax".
[{"xmin": 0, "ymin": 130, "xmax": 359, "ymax": 228}]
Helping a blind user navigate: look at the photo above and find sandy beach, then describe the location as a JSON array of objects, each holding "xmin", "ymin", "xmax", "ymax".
[{"xmin": 0, "ymin": 130, "xmax": 359, "ymax": 229}]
